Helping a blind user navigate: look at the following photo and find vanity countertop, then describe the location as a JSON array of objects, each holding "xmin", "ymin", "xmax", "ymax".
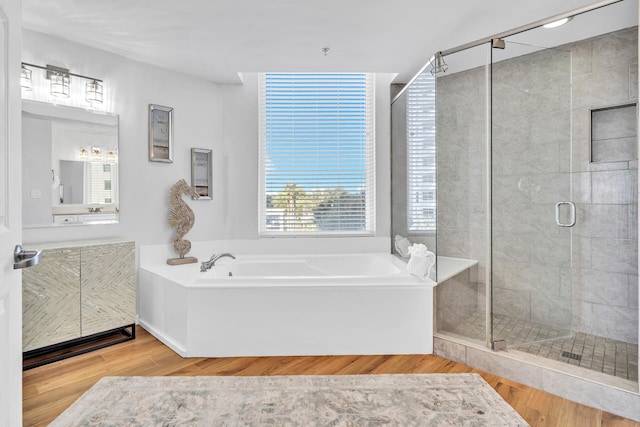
[
  {"xmin": 23, "ymin": 238, "xmax": 133, "ymax": 250},
  {"xmin": 52, "ymin": 206, "xmax": 118, "ymax": 215}
]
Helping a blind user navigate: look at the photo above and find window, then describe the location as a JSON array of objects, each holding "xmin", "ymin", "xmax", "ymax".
[
  {"xmin": 407, "ymin": 71, "xmax": 436, "ymax": 233},
  {"xmin": 259, "ymin": 73, "xmax": 375, "ymax": 235},
  {"xmin": 86, "ymin": 162, "xmax": 116, "ymax": 205}
]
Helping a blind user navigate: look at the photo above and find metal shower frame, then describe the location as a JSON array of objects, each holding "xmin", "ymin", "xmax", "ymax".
[{"xmin": 391, "ymin": 0, "xmax": 623, "ymax": 105}]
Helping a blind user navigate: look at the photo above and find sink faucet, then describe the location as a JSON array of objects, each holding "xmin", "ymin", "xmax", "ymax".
[{"xmin": 200, "ymin": 253, "xmax": 236, "ymax": 272}]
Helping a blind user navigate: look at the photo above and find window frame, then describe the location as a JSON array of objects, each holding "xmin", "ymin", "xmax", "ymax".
[{"xmin": 258, "ymin": 72, "xmax": 376, "ymax": 237}]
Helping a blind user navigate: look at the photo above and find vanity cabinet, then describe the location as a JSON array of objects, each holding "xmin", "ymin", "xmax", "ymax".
[
  {"xmin": 81, "ymin": 242, "xmax": 136, "ymax": 336},
  {"xmin": 52, "ymin": 215, "xmax": 78, "ymax": 225},
  {"xmin": 22, "ymin": 239, "xmax": 135, "ymax": 355},
  {"xmin": 52, "ymin": 213, "xmax": 119, "ymax": 225},
  {"xmin": 22, "ymin": 247, "xmax": 81, "ymax": 351}
]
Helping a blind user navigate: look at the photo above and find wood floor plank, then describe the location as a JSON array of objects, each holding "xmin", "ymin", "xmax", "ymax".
[
  {"xmin": 23, "ymin": 353, "xmax": 105, "ymax": 385},
  {"xmin": 558, "ymin": 399, "xmax": 603, "ymax": 427},
  {"xmin": 22, "ymin": 326, "xmax": 640, "ymax": 427},
  {"xmin": 603, "ymin": 412, "xmax": 640, "ymax": 427},
  {"xmin": 262, "ymin": 354, "xmax": 371, "ymax": 377},
  {"xmin": 194, "ymin": 356, "xmax": 263, "ymax": 374},
  {"xmin": 233, "ymin": 355, "xmax": 309, "ymax": 376},
  {"xmin": 527, "ymin": 388, "xmax": 567, "ymax": 423},
  {"xmin": 333, "ymin": 354, "xmax": 394, "ymax": 375}
]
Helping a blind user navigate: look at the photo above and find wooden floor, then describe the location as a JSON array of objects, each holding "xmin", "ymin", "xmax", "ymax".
[{"xmin": 23, "ymin": 327, "xmax": 640, "ymax": 427}]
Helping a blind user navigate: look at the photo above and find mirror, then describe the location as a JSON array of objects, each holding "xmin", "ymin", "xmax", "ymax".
[{"xmin": 22, "ymin": 100, "xmax": 119, "ymax": 227}]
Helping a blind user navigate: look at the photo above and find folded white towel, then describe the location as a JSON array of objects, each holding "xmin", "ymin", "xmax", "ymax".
[{"xmin": 407, "ymin": 243, "xmax": 436, "ymax": 280}]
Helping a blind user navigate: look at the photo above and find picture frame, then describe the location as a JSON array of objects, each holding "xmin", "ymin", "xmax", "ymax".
[
  {"xmin": 191, "ymin": 148, "xmax": 212, "ymax": 200},
  {"xmin": 149, "ymin": 104, "xmax": 173, "ymax": 162}
]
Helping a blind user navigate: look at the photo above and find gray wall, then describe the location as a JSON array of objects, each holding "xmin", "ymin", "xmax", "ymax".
[
  {"xmin": 23, "ymin": 30, "xmax": 395, "ymax": 252},
  {"xmin": 59, "ymin": 160, "xmax": 85, "ymax": 205},
  {"xmin": 22, "ymin": 115, "xmax": 53, "ymax": 226}
]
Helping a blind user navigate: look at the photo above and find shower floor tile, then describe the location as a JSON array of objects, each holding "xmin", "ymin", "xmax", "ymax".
[
  {"xmin": 438, "ymin": 312, "xmax": 638, "ymax": 381},
  {"xmin": 514, "ymin": 332, "xmax": 638, "ymax": 381}
]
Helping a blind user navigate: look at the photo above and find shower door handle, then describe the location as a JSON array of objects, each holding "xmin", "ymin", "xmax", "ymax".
[{"xmin": 555, "ymin": 201, "xmax": 576, "ymax": 227}]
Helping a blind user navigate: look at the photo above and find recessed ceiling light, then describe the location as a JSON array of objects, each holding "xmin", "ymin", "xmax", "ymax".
[{"xmin": 543, "ymin": 17, "xmax": 572, "ymax": 29}]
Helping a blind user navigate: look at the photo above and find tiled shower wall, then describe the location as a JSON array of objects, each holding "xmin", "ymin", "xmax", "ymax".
[
  {"xmin": 435, "ymin": 28, "xmax": 638, "ymax": 344},
  {"xmin": 491, "ymin": 46, "xmax": 573, "ymax": 333},
  {"xmin": 435, "ymin": 54, "xmax": 488, "ymax": 334},
  {"xmin": 567, "ymin": 28, "xmax": 638, "ymax": 343}
]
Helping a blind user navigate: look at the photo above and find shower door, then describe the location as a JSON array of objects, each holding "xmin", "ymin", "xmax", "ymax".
[{"xmin": 490, "ymin": 40, "xmax": 573, "ymax": 349}]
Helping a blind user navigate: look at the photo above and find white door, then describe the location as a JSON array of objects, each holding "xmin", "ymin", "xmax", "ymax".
[{"xmin": 0, "ymin": 0, "xmax": 23, "ymax": 425}]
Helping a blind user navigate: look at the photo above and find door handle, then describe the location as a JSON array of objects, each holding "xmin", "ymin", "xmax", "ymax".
[
  {"xmin": 555, "ymin": 201, "xmax": 576, "ymax": 227},
  {"xmin": 13, "ymin": 245, "xmax": 42, "ymax": 269}
]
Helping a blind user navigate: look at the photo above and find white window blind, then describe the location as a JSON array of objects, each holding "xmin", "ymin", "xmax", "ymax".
[
  {"xmin": 87, "ymin": 162, "xmax": 117, "ymax": 204},
  {"xmin": 407, "ymin": 71, "xmax": 436, "ymax": 233},
  {"xmin": 259, "ymin": 73, "xmax": 375, "ymax": 235}
]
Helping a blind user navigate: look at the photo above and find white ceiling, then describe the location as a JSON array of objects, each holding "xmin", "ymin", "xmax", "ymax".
[{"xmin": 22, "ymin": 0, "xmax": 627, "ymax": 84}]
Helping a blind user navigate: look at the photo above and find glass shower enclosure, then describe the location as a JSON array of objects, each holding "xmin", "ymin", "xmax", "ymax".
[{"xmin": 391, "ymin": 0, "xmax": 638, "ymax": 382}]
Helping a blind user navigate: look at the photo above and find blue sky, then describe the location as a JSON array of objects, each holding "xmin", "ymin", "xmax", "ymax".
[{"xmin": 263, "ymin": 73, "xmax": 369, "ymax": 193}]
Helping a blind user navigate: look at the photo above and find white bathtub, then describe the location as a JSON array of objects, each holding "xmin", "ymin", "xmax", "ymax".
[{"xmin": 139, "ymin": 252, "xmax": 437, "ymax": 358}]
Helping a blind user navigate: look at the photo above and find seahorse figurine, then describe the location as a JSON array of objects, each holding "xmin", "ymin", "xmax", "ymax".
[{"xmin": 167, "ymin": 179, "xmax": 200, "ymax": 265}]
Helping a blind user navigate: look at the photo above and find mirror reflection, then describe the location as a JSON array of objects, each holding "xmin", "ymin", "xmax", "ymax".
[{"xmin": 22, "ymin": 100, "xmax": 119, "ymax": 227}]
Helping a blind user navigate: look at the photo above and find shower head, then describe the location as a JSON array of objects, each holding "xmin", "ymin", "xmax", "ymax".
[{"xmin": 430, "ymin": 52, "xmax": 448, "ymax": 75}]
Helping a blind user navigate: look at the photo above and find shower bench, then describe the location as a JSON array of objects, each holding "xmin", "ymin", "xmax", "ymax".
[{"xmin": 436, "ymin": 256, "xmax": 478, "ymax": 283}]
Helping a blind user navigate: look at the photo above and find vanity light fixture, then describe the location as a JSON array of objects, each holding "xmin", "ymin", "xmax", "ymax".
[
  {"xmin": 79, "ymin": 148, "xmax": 89, "ymax": 160},
  {"xmin": 86, "ymin": 80, "xmax": 103, "ymax": 103},
  {"xmin": 50, "ymin": 72, "xmax": 70, "ymax": 98},
  {"xmin": 106, "ymin": 150, "xmax": 117, "ymax": 161},
  {"xmin": 91, "ymin": 147, "xmax": 103, "ymax": 160},
  {"xmin": 20, "ymin": 64, "xmax": 32, "ymax": 91},
  {"xmin": 21, "ymin": 62, "xmax": 104, "ymax": 104}
]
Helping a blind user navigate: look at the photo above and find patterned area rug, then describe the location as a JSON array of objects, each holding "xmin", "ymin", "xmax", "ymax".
[{"xmin": 50, "ymin": 374, "xmax": 529, "ymax": 426}]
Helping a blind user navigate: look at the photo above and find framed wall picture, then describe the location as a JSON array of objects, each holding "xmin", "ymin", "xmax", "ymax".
[
  {"xmin": 191, "ymin": 148, "xmax": 212, "ymax": 199},
  {"xmin": 149, "ymin": 104, "xmax": 173, "ymax": 162}
]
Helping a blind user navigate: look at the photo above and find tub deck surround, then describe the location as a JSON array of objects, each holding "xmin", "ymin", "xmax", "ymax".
[
  {"xmin": 139, "ymin": 242, "xmax": 436, "ymax": 358},
  {"xmin": 147, "ymin": 253, "xmax": 420, "ymax": 288},
  {"xmin": 139, "ymin": 237, "xmax": 391, "ymax": 266}
]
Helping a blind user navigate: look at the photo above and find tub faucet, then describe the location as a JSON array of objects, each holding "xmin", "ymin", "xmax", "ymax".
[{"xmin": 200, "ymin": 253, "xmax": 236, "ymax": 272}]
